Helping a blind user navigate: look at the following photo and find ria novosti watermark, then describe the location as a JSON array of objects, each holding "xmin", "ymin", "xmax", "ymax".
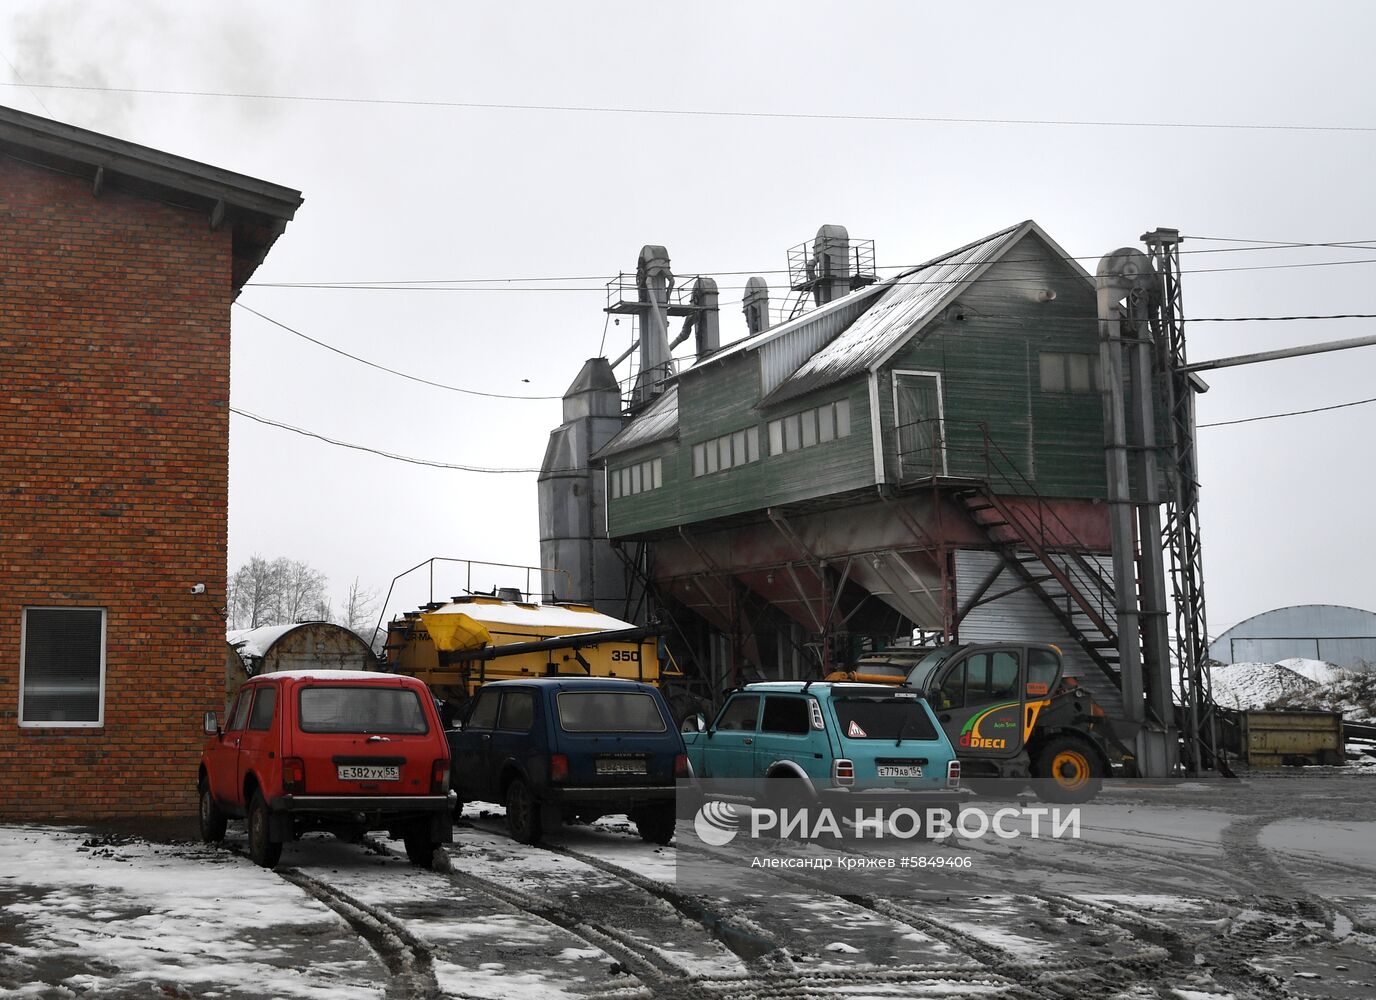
[{"xmin": 693, "ymin": 799, "xmax": 1081, "ymax": 847}]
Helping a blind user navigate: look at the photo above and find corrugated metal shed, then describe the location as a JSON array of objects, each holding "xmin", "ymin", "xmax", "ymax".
[
  {"xmin": 761, "ymin": 221, "xmax": 1044, "ymax": 407},
  {"xmin": 227, "ymin": 622, "xmax": 378, "ymax": 676},
  {"xmin": 594, "ymin": 384, "xmax": 678, "ymax": 460},
  {"xmin": 1208, "ymin": 605, "xmax": 1376, "ymax": 667}
]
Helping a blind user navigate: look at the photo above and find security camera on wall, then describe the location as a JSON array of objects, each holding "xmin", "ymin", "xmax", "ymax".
[{"xmin": 190, "ymin": 583, "xmax": 206, "ymax": 595}]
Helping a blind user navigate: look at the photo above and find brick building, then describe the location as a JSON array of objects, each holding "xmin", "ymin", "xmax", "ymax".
[{"xmin": 0, "ymin": 106, "xmax": 301, "ymax": 817}]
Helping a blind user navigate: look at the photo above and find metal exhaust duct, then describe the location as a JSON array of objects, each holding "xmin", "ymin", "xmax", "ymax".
[
  {"xmin": 810, "ymin": 224, "xmax": 851, "ymax": 306},
  {"xmin": 742, "ymin": 276, "xmax": 770, "ymax": 335},
  {"xmin": 632, "ymin": 244, "xmax": 674, "ymax": 407}
]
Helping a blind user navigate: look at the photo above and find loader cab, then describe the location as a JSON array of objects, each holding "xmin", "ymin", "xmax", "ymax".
[{"xmin": 884, "ymin": 644, "xmax": 1064, "ymax": 761}]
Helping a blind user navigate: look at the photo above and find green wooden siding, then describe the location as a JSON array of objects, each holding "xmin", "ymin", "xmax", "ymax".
[
  {"xmin": 880, "ymin": 232, "xmax": 1107, "ymax": 498},
  {"xmin": 607, "ymin": 357, "xmax": 874, "ymax": 536}
]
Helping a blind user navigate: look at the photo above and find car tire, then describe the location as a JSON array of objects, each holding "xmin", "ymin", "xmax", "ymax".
[
  {"xmin": 505, "ymin": 778, "xmax": 543, "ymax": 845},
  {"xmin": 632, "ymin": 804, "xmax": 676, "ymax": 845},
  {"xmin": 247, "ymin": 791, "xmax": 283, "ymax": 869},
  {"xmin": 1033, "ymin": 736, "xmax": 1104, "ymax": 804},
  {"xmin": 198, "ymin": 782, "xmax": 227, "ymax": 844},
  {"xmin": 403, "ymin": 823, "xmax": 442, "ymax": 868}
]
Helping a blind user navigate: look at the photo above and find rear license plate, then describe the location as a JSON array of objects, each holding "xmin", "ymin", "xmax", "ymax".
[
  {"xmin": 596, "ymin": 758, "xmax": 647, "ymax": 775},
  {"xmin": 337, "ymin": 765, "xmax": 399, "ymax": 781},
  {"xmin": 876, "ymin": 765, "xmax": 923, "ymax": 778}
]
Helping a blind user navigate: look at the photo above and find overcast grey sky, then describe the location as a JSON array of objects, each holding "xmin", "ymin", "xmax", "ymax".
[{"xmin": 4, "ymin": 1, "xmax": 1375, "ymax": 638}]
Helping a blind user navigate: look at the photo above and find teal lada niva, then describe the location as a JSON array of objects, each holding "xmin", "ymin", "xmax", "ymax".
[{"xmin": 681, "ymin": 682, "xmax": 967, "ymax": 811}]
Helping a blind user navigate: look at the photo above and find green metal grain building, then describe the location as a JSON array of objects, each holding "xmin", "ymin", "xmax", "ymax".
[{"xmin": 544, "ymin": 221, "xmax": 1123, "ymax": 713}]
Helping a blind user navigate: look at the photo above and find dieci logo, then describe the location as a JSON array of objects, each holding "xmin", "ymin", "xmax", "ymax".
[{"xmin": 959, "ymin": 702, "xmax": 1020, "ymax": 750}]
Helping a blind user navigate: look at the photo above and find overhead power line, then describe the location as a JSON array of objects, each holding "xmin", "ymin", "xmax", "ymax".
[
  {"xmin": 234, "ymin": 303, "xmax": 562, "ymax": 400},
  {"xmin": 243, "ymin": 254, "xmax": 1376, "ymax": 297},
  {"xmin": 244, "ymin": 239, "xmax": 1376, "ymax": 291},
  {"xmin": 1188, "ymin": 313, "xmax": 1376, "ymax": 323},
  {"xmin": 4, "ymin": 80, "xmax": 1376, "ymax": 134},
  {"xmin": 230, "ymin": 407, "xmax": 540, "ymax": 472},
  {"xmin": 1198, "ymin": 395, "xmax": 1376, "ymax": 428}
]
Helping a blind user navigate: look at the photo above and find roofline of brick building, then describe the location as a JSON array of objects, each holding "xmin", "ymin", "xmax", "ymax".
[{"xmin": 0, "ymin": 104, "xmax": 303, "ymax": 291}]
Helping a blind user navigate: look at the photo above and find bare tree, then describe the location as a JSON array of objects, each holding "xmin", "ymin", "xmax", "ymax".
[
  {"xmin": 275, "ymin": 559, "xmax": 330, "ymax": 624},
  {"xmin": 228, "ymin": 556, "xmax": 330, "ymax": 629},
  {"xmin": 229, "ymin": 555, "xmax": 283, "ymax": 629},
  {"xmin": 340, "ymin": 577, "xmax": 380, "ymax": 641}
]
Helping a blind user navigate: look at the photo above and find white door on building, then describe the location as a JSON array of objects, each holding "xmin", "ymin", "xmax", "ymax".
[{"xmin": 894, "ymin": 371, "xmax": 946, "ymax": 478}]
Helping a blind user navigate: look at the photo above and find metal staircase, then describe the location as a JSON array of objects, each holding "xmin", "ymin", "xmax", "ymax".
[{"xmin": 954, "ymin": 489, "xmax": 1121, "ymax": 686}]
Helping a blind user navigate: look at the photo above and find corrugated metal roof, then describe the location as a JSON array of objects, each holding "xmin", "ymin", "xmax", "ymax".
[
  {"xmin": 593, "ymin": 384, "xmax": 678, "ymax": 460},
  {"xmin": 1208, "ymin": 604, "xmax": 1376, "ymax": 666},
  {"xmin": 684, "ymin": 282, "xmax": 886, "ymax": 373},
  {"xmin": 759, "ymin": 221, "xmax": 1031, "ymax": 407}
]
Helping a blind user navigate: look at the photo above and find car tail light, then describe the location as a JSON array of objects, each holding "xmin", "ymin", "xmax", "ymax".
[
  {"xmin": 946, "ymin": 759, "xmax": 961, "ymax": 789},
  {"xmin": 283, "ymin": 757, "xmax": 306, "ymax": 794},
  {"xmin": 832, "ymin": 759, "xmax": 854, "ymax": 786},
  {"xmin": 549, "ymin": 753, "xmax": 569, "ymax": 783},
  {"xmin": 431, "ymin": 759, "xmax": 450, "ymax": 795},
  {"xmin": 674, "ymin": 753, "xmax": 689, "ymax": 779}
]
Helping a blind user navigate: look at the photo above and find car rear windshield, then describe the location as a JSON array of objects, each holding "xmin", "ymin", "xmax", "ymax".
[
  {"xmin": 833, "ymin": 693, "xmax": 938, "ymax": 742},
  {"xmin": 556, "ymin": 691, "xmax": 667, "ymax": 733},
  {"xmin": 298, "ymin": 686, "xmax": 430, "ymax": 735}
]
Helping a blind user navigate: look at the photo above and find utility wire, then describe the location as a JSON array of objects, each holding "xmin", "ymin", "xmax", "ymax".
[
  {"xmin": 234, "ymin": 302, "xmax": 561, "ymax": 400},
  {"xmin": 241, "ymin": 257, "xmax": 1376, "ymax": 295},
  {"xmin": 0, "ymin": 52, "xmax": 55, "ymax": 117},
  {"xmin": 244, "ymin": 239, "xmax": 1376, "ymax": 290},
  {"xmin": 230, "ymin": 407, "xmax": 539, "ymax": 472},
  {"xmin": 1198, "ymin": 395, "xmax": 1376, "ymax": 428},
  {"xmin": 3, "ymin": 80, "xmax": 1376, "ymax": 134},
  {"xmin": 1188, "ymin": 313, "xmax": 1376, "ymax": 323}
]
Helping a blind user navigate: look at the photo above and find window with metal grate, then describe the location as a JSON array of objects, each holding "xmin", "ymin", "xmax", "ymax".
[{"xmin": 20, "ymin": 607, "xmax": 106, "ymax": 727}]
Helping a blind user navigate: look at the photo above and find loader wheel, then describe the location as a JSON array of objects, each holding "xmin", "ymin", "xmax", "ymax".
[{"xmin": 1034, "ymin": 737, "xmax": 1103, "ymax": 804}]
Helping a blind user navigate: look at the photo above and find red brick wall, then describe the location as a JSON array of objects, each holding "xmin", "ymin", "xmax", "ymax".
[{"xmin": 0, "ymin": 157, "xmax": 233, "ymax": 818}]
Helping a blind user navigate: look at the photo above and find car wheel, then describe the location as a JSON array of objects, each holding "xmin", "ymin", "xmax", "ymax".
[
  {"xmin": 505, "ymin": 778, "xmax": 543, "ymax": 845},
  {"xmin": 198, "ymin": 782, "xmax": 227, "ymax": 844},
  {"xmin": 632, "ymin": 803, "xmax": 676, "ymax": 846},
  {"xmin": 247, "ymin": 791, "xmax": 283, "ymax": 868},
  {"xmin": 403, "ymin": 823, "xmax": 441, "ymax": 868},
  {"xmin": 1033, "ymin": 737, "xmax": 1104, "ymax": 804}
]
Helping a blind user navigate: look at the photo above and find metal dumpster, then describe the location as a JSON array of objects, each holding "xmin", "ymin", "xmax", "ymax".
[{"xmin": 1235, "ymin": 710, "xmax": 1344, "ymax": 766}]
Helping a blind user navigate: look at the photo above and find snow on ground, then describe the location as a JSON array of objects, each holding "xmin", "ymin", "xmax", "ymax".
[
  {"xmin": 0, "ymin": 826, "xmax": 383, "ymax": 1000},
  {"xmin": 1210, "ymin": 658, "xmax": 1376, "ymax": 724},
  {"xmin": 1275, "ymin": 658, "xmax": 1346, "ymax": 684},
  {"xmin": 278, "ymin": 831, "xmax": 615, "ymax": 1000},
  {"xmin": 1210, "ymin": 661, "xmax": 1318, "ymax": 710}
]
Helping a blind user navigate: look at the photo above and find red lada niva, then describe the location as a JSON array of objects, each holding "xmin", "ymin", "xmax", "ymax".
[{"xmin": 198, "ymin": 670, "xmax": 454, "ymax": 869}]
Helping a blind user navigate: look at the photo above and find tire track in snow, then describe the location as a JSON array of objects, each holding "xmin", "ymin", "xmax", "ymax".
[
  {"xmin": 537, "ymin": 840, "xmax": 786, "ymax": 966},
  {"xmin": 422, "ymin": 841, "xmax": 707, "ymax": 998},
  {"xmin": 277, "ymin": 866, "xmax": 442, "ymax": 1000}
]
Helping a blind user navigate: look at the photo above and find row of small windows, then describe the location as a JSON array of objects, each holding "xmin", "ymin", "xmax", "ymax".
[
  {"xmin": 610, "ymin": 458, "xmax": 663, "ymax": 499},
  {"xmin": 1039, "ymin": 352, "xmax": 1099, "ymax": 394},
  {"xmin": 768, "ymin": 399, "xmax": 851, "ymax": 455},
  {"xmin": 692, "ymin": 427, "xmax": 760, "ymax": 478}
]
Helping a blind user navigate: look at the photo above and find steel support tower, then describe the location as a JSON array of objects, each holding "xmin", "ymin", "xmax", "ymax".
[{"xmin": 1143, "ymin": 228, "xmax": 1219, "ymax": 774}]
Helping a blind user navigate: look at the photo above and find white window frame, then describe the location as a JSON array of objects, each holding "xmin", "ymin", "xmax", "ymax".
[
  {"xmin": 19, "ymin": 606, "xmax": 107, "ymax": 728},
  {"xmin": 892, "ymin": 369, "xmax": 948, "ymax": 477}
]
